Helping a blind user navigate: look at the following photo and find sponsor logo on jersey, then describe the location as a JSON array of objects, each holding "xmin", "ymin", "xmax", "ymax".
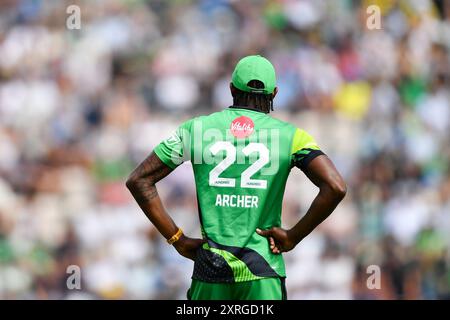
[{"xmin": 230, "ymin": 116, "xmax": 254, "ymax": 138}]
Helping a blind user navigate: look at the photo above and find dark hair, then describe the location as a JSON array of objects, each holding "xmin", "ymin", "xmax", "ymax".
[{"xmin": 232, "ymin": 80, "xmax": 274, "ymax": 113}]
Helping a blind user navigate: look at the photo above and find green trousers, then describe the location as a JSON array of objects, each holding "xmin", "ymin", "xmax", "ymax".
[{"xmin": 188, "ymin": 278, "xmax": 287, "ymax": 300}]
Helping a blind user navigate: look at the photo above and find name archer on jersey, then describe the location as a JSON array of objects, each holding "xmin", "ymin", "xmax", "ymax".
[{"xmin": 215, "ymin": 194, "xmax": 259, "ymax": 208}]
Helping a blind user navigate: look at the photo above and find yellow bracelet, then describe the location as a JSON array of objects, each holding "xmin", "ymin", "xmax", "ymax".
[{"xmin": 167, "ymin": 228, "xmax": 183, "ymax": 245}]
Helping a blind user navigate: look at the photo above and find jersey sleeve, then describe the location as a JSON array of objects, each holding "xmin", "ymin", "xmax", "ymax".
[
  {"xmin": 290, "ymin": 128, "xmax": 325, "ymax": 171},
  {"xmin": 154, "ymin": 120, "xmax": 192, "ymax": 169}
]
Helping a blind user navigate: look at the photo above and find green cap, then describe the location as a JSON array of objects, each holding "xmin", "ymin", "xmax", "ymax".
[{"xmin": 231, "ymin": 55, "xmax": 276, "ymax": 95}]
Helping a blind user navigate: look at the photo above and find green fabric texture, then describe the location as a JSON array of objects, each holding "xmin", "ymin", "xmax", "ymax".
[{"xmin": 188, "ymin": 278, "xmax": 284, "ymax": 300}]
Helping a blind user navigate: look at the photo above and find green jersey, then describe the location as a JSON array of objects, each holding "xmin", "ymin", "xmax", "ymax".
[{"xmin": 154, "ymin": 107, "xmax": 324, "ymax": 283}]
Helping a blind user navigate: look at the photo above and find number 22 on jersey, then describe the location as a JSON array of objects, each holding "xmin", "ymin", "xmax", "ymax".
[{"xmin": 208, "ymin": 141, "xmax": 269, "ymax": 189}]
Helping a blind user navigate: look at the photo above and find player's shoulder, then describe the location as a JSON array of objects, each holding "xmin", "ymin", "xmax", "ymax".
[
  {"xmin": 265, "ymin": 114, "xmax": 297, "ymax": 134},
  {"xmin": 264, "ymin": 114, "xmax": 297, "ymax": 130},
  {"xmin": 195, "ymin": 109, "xmax": 226, "ymax": 121},
  {"xmin": 181, "ymin": 110, "xmax": 224, "ymax": 125},
  {"xmin": 177, "ymin": 112, "xmax": 214, "ymax": 125},
  {"xmin": 174, "ymin": 110, "xmax": 227, "ymax": 133}
]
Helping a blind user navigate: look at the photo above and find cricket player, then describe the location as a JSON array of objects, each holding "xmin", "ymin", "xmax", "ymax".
[{"xmin": 126, "ymin": 55, "xmax": 347, "ymax": 300}]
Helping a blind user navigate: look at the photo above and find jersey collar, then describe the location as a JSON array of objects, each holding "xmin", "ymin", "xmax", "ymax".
[{"xmin": 228, "ymin": 105, "xmax": 267, "ymax": 114}]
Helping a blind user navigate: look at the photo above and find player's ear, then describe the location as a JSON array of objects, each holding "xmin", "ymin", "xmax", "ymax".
[{"xmin": 272, "ymin": 87, "xmax": 278, "ymax": 98}]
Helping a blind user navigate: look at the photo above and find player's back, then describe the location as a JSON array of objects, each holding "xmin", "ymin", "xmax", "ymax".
[
  {"xmin": 188, "ymin": 107, "xmax": 296, "ymax": 282},
  {"xmin": 154, "ymin": 106, "xmax": 322, "ymax": 283}
]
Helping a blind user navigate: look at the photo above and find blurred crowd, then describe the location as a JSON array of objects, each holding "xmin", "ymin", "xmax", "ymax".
[{"xmin": 0, "ymin": 0, "xmax": 449, "ymax": 299}]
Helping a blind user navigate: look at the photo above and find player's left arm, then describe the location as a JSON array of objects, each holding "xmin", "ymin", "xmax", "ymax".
[{"xmin": 126, "ymin": 151, "xmax": 176, "ymax": 240}]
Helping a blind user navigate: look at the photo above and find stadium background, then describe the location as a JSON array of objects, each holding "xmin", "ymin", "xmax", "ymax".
[{"xmin": 0, "ymin": 0, "xmax": 449, "ymax": 299}]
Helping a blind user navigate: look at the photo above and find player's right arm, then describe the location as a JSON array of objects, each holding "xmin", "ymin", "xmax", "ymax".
[
  {"xmin": 126, "ymin": 121, "xmax": 204, "ymax": 260},
  {"xmin": 257, "ymin": 129, "xmax": 347, "ymax": 253}
]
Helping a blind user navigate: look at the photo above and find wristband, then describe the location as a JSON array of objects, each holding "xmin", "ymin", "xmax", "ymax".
[{"xmin": 167, "ymin": 228, "xmax": 183, "ymax": 245}]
